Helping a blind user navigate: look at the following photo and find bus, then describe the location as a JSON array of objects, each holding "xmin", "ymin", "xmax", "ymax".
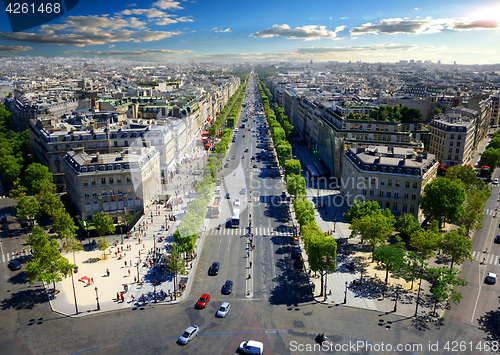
[
  {"xmin": 231, "ymin": 209, "xmax": 240, "ymax": 228},
  {"xmin": 210, "ymin": 196, "xmax": 223, "ymax": 218}
]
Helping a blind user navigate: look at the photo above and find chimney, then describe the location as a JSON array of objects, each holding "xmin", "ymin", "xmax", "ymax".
[{"xmin": 74, "ymin": 147, "xmax": 84, "ymax": 155}]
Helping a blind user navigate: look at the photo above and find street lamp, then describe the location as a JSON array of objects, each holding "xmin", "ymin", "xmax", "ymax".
[
  {"xmin": 321, "ymin": 255, "xmax": 334, "ymax": 301},
  {"xmin": 394, "ymin": 289, "xmax": 399, "ymax": 312},
  {"xmin": 95, "ymin": 286, "xmax": 100, "ymax": 311},
  {"xmin": 344, "ymin": 281, "xmax": 348, "ymax": 304},
  {"xmin": 333, "ymin": 213, "xmax": 337, "ymax": 233},
  {"xmin": 136, "ymin": 264, "xmax": 139, "ymax": 281}
]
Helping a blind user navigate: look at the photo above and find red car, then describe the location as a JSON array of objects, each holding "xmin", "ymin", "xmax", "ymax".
[{"xmin": 196, "ymin": 294, "xmax": 210, "ymax": 309}]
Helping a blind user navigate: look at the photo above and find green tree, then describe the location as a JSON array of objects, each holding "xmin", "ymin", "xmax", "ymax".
[
  {"xmin": 427, "ymin": 266, "xmax": 467, "ymax": 316},
  {"xmin": 97, "ymin": 237, "xmax": 110, "ymax": 259},
  {"xmin": 26, "ymin": 226, "xmax": 74, "ymax": 294},
  {"xmin": 61, "ymin": 235, "xmax": 83, "ymax": 266},
  {"xmin": 286, "ymin": 174, "xmax": 306, "ymax": 197},
  {"xmin": 93, "ymin": 211, "xmax": 115, "ymax": 236},
  {"xmin": 480, "ymin": 147, "xmax": 500, "ymax": 168},
  {"xmin": 53, "ymin": 210, "xmax": 78, "ymax": 239},
  {"xmin": 349, "ymin": 210, "xmax": 396, "ymax": 252},
  {"xmin": 398, "ymin": 214, "xmax": 420, "ymax": 241},
  {"xmin": 305, "ymin": 234, "xmax": 337, "ymax": 296},
  {"xmin": 419, "ymin": 178, "xmax": 466, "ymax": 227},
  {"xmin": 168, "ymin": 244, "xmax": 186, "ymax": 299},
  {"xmin": 440, "ymin": 229, "xmax": 473, "ymax": 269},
  {"xmin": 343, "ymin": 200, "xmax": 381, "ymax": 223},
  {"xmin": 15, "ymin": 196, "xmax": 40, "ymax": 226},
  {"xmin": 372, "ymin": 244, "xmax": 406, "ymax": 284},
  {"xmin": 0, "ymin": 155, "xmax": 22, "ymax": 182},
  {"xmin": 445, "ymin": 164, "xmax": 490, "ymax": 195},
  {"xmin": 9, "ymin": 178, "xmax": 27, "ymax": 199},
  {"xmin": 460, "ymin": 189, "xmax": 487, "ymax": 234},
  {"xmin": 284, "ymin": 159, "xmax": 301, "ymax": 176},
  {"xmin": 25, "ymin": 163, "xmax": 54, "ymax": 195},
  {"xmin": 410, "ymin": 220, "xmax": 442, "ymax": 260}
]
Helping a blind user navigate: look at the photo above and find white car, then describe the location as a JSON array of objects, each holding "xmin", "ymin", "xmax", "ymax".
[
  {"xmin": 486, "ymin": 272, "xmax": 497, "ymax": 284},
  {"xmin": 178, "ymin": 325, "xmax": 199, "ymax": 345},
  {"xmin": 494, "ymin": 178, "xmax": 499, "ymax": 185},
  {"xmin": 216, "ymin": 302, "xmax": 230, "ymax": 318},
  {"xmin": 234, "ymin": 198, "xmax": 241, "ymax": 206},
  {"xmin": 239, "ymin": 340, "xmax": 264, "ymax": 354}
]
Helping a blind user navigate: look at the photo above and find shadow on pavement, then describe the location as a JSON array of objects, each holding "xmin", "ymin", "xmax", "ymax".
[
  {"xmin": 477, "ymin": 297, "xmax": 500, "ymax": 344},
  {"xmin": 0, "ymin": 287, "xmax": 48, "ymax": 311}
]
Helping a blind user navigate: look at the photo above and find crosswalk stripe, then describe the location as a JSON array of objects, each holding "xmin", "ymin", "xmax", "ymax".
[
  {"xmin": 490, "ymin": 254, "xmax": 495, "ymax": 264},
  {"xmin": 495, "ymin": 255, "xmax": 499, "ymax": 265}
]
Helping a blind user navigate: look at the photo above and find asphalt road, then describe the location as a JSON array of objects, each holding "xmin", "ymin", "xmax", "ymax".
[{"xmin": 0, "ymin": 72, "xmax": 497, "ymax": 355}]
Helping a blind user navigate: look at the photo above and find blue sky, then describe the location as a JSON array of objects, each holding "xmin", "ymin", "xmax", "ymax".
[{"xmin": 0, "ymin": 0, "xmax": 499, "ymax": 63}]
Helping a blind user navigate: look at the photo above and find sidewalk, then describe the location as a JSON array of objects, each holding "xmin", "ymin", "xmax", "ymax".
[{"xmin": 46, "ymin": 148, "xmax": 211, "ymax": 317}]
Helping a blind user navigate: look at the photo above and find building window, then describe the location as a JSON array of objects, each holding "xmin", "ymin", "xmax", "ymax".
[
  {"xmin": 449, "ymin": 148, "xmax": 453, "ymax": 153},
  {"xmin": 456, "ymin": 148, "xmax": 460, "ymax": 153},
  {"xmin": 84, "ymin": 179, "xmax": 88, "ymax": 186},
  {"xmin": 451, "ymin": 134, "xmax": 454, "ymax": 139},
  {"xmin": 92, "ymin": 189, "xmax": 96, "ymax": 197},
  {"xmin": 405, "ymin": 181, "xmax": 410, "ymax": 188},
  {"xmin": 91, "ymin": 178, "xmax": 96, "ymax": 185},
  {"xmin": 449, "ymin": 141, "xmax": 453, "ymax": 146},
  {"xmin": 127, "ymin": 177, "xmax": 131, "ymax": 182},
  {"xmin": 457, "ymin": 135, "xmax": 462, "ymax": 140},
  {"xmin": 395, "ymin": 180, "xmax": 400, "ymax": 187},
  {"xmin": 394, "ymin": 192, "xmax": 399, "ymax": 198},
  {"xmin": 379, "ymin": 190, "xmax": 384, "ymax": 197},
  {"xmin": 411, "ymin": 194, "xmax": 417, "ymax": 200},
  {"xmin": 448, "ymin": 155, "xmax": 452, "ymax": 160},
  {"xmin": 388, "ymin": 179, "xmax": 392, "ymax": 186},
  {"xmin": 118, "ymin": 188, "xmax": 122, "ymax": 194},
  {"xmin": 362, "ymin": 189, "xmax": 367, "ymax": 195},
  {"xmin": 114, "ymin": 141, "xmax": 118, "ymax": 147},
  {"xmin": 413, "ymin": 182, "xmax": 418, "ymax": 189},
  {"xmin": 387, "ymin": 192, "xmax": 391, "ymax": 198},
  {"xmin": 369, "ymin": 190, "xmax": 374, "ymax": 196},
  {"xmin": 392, "ymin": 203, "xmax": 398, "ymax": 211},
  {"xmin": 84, "ymin": 190, "xmax": 89, "ymax": 197},
  {"xmin": 101, "ymin": 178, "xmax": 106, "ymax": 184},
  {"xmin": 93, "ymin": 202, "xmax": 99, "ymax": 211},
  {"xmin": 85, "ymin": 203, "xmax": 91, "ymax": 212},
  {"xmin": 455, "ymin": 155, "xmax": 459, "ymax": 160},
  {"xmin": 380, "ymin": 180, "xmax": 385, "ymax": 186},
  {"xmin": 117, "ymin": 177, "xmax": 121, "ymax": 183},
  {"xmin": 109, "ymin": 177, "xmax": 114, "ymax": 184},
  {"xmin": 456, "ymin": 141, "xmax": 461, "ymax": 147},
  {"xmin": 410, "ymin": 205, "xmax": 415, "ymax": 213},
  {"xmin": 403, "ymin": 204, "xmax": 407, "ymax": 212}
]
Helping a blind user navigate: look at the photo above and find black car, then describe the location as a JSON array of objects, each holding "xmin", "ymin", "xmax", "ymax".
[
  {"xmin": 294, "ymin": 260, "xmax": 304, "ymax": 269},
  {"xmin": 221, "ymin": 280, "xmax": 233, "ymax": 294},
  {"xmin": 224, "ymin": 163, "xmax": 229, "ymax": 168},
  {"xmin": 292, "ymin": 248, "xmax": 302, "ymax": 259},
  {"xmin": 209, "ymin": 262, "xmax": 220, "ymax": 276},
  {"xmin": 8, "ymin": 259, "xmax": 21, "ymax": 271}
]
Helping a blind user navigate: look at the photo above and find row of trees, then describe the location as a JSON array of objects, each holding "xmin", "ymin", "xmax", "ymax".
[
  {"xmin": 345, "ymin": 200, "xmax": 470, "ymax": 314},
  {"xmin": 0, "ymin": 104, "xmax": 32, "ymax": 182},
  {"xmin": 480, "ymin": 130, "xmax": 500, "ymax": 168},
  {"xmin": 208, "ymin": 80, "xmax": 248, "ymax": 137},
  {"xmin": 419, "ymin": 164, "xmax": 490, "ymax": 233},
  {"xmin": 367, "ymin": 105, "xmax": 423, "ymax": 122},
  {"xmin": 256, "ymin": 75, "xmax": 336, "ymax": 296}
]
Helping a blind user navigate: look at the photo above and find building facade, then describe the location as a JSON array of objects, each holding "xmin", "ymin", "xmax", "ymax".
[
  {"xmin": 341, "ymin": 146, "xmax": 438, "ymax": 222},
  {"xmin": 64, "ymin": 147, "xmax": 161, "ymax": 222}
]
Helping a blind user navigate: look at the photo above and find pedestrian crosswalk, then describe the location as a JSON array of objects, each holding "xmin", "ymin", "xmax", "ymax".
[
  {"xmin": 471, "ymin": 250, "xmax": 499, "ymax": 265},
  {"xmin": 210, "ymin": 227, "xmax": 292, "ymax": 236},
  {"xmin": 484, "ymin": 208, "xmax": 498, "ymax": 216},
  {"xmin": 1, "ymin": 249, "xmax": 30, "ymax": 263}
]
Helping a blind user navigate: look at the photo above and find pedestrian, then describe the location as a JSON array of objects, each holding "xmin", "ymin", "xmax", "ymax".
[
  {"xmin": 117, "ymin": 292, "xmax": 120, "ymax": 301},
  {"xmin": 120, "ymin": 293, "xmax": 124, "ymax": 303},
  {"xmin": 249, "ymin": 261, "xmax": 252, "ymax": 268},
  {"xmin": 134, "ymin": 276, "xmax": 137, "ymax": 283},
  {"xmin": 128, "ymin": 269, "xmax": 131, "ymax": 276},
  {"xmin": 91, "ymin": 277, "xmax": 94, "ymax": 284},
  {"xmin": 170, "ymin": 293, "xmax": 173, "ymax": 301},
  {"xmin": 131, "ymin": 295, "xmax": 135, "ymax": 302},
  {"xmin": 247, "ymin": 251, "xmax": 250, "ymax": 257},
  {"xmin": 124, "ymin": 260, "xmax": 127, "ymax": 267},
  {"xmin": 142, "ymin": 293, "xmax": 146, "ymax": 304}
]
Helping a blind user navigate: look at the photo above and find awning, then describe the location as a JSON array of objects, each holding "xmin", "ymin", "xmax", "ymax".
[
  {"xmin": 205, "ymin": 143, "xmax": 211, "ymax": 147},
  {"xmin": 202, "ymin": 131, "xmax": 209, "ymax": 136},
  {"xmin": 197, "ymin": 136, "xmax": 203, "ymax": 141}
]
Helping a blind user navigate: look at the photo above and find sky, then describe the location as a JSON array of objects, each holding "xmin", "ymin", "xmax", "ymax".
[{"xmin": 0, "ymin": 0, "xmax": 499, "ymax": 64}]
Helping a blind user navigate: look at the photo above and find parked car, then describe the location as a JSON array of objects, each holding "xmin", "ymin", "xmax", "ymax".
[
  {"xmin": 196, "ymin": 294, "xmax": 210, "ymax": 308},
  {"xmin": 294, "ymin": 260, "xmax": 304, "ymax": 269},
  {"xmin": 486, "ymin": 272, "xmax": 497, "ymax": 284},
  {"xmin": 234, "ymin": 198, "xmax": 241, "ymax": 206},
  {"xmin": 216, "ymin": 302, "xmax": 230, "ymax": 318},
  {"xmin": 292, "ymin": 248, "xmax": 301, "ymax": 259},
  {"xmin": 239, "ymin": 340, "xmax": 264, "ymax": 354},
  {"xmin": 221, "ymin": 280, "xmax": 233, "ymax": 294},
  {"xmin": 178, "ymin": 325, "xmax": 199, "ymax": 345},
  {"xmin": 2, "ymin": 223, "xmax": 9, "ymax": 230}
]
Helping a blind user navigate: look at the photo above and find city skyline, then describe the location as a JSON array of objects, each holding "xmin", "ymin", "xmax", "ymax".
[{"xmin": 0, "ymin": 0, "xmax": 499, "ymax": 63}]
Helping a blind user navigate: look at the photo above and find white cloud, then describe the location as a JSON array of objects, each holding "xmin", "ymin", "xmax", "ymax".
[
  {"xmin": 0, "ymin": 45, "xmax": 33, "ymax": 52},
  {"xmin": 211, "ymin": 28, "xmax": 231, "ymax": 33},
  {"xmin": 250, "ymin": 24, "xmax": 344, "ymax": 40},
  {"xmin": 120, "ymin": 8, "xmax": 166, "ymax": 18},
  {"xmin": 295, "ymin": 43, "xmax": 418, "ymax": 54},
  {"xmin": 152, "ymin": 0, "xmax": 183, "ymax": 10},
  {"xmin": 447, "ymin": 19, "xmax": 499, "ymax": 30}
]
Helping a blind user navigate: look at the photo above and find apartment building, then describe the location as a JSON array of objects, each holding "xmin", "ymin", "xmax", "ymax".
[
  {"xmin": 64, "ymin": 147, "xmax": 161, "ymax": 222},
  {"xmin": 428, "ymin": 113, "xmax": 475, "ymax": 167},
  {"xmin": 341, "ymin": 146, "xmax": 438, "ymax": 222}
]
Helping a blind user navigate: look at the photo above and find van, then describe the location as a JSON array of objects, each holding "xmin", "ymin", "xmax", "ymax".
[{"xmin": 239, "ymin": 340, "xmax": 263, "ymax": 354}]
